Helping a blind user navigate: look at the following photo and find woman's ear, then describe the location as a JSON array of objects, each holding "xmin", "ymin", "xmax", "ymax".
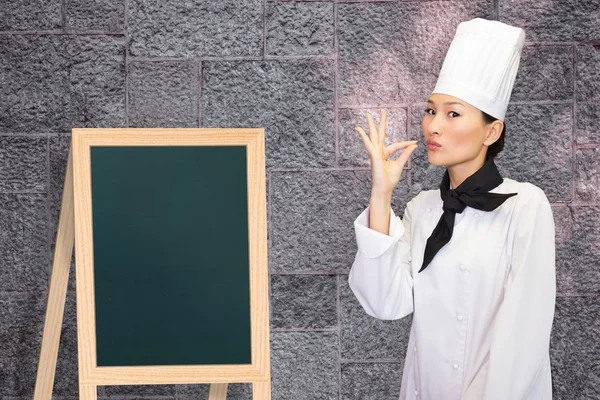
[{"xmin": 484, "ymin": 120, "xmax": 503, "ymax": 146}]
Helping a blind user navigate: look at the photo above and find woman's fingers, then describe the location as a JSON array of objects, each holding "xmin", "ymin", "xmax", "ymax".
[
  {"xmin": 355, "ymin": 126, "xmax": 376, "ymax": 156},
  {"xmin": 383, "ymin": 140, "xmax": 419, "ymax": 159},
  {"xmin": 366, "ymin": 112, "xmax": 379, "ymax": 149},
  {"xmin": 394, "ymin": 143, "xmax": 418, "ymax": 168},
  {"xmin": 378, "ymin": 109, "xmax": 387, "ymax": 148},
  {"xmin": 358, "ymin": 111, "xmax": 402, "ymax": 160}
]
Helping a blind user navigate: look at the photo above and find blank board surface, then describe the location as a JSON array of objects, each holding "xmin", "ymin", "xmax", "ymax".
[{"xmin": 89, "ymin": 145, "xmax": 251, "ymax": 367}]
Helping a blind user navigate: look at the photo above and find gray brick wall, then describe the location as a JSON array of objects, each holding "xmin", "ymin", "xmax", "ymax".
[{"xmin": 0, "ymin": 0, "xmax": 598, "ymax": 399}]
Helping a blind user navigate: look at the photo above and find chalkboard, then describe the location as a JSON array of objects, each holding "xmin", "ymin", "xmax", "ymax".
[
  {"xmin": 68, "ymin": 128, "xmax": 270, "ymax": 398},
  {"xmin": 90, "ymin": 145, "xmax": 251, "ymax": 366}
]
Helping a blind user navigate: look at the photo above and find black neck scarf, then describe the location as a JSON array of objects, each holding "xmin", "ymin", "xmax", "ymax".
[{"xmin": 419, "ymin": 157, "xmax": 517, "ymax": 273}]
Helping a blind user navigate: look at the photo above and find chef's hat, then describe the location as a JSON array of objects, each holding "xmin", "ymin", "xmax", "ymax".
[{"xmin": 431, "ymin": 18, "xmax": 526, "ymax": 121}]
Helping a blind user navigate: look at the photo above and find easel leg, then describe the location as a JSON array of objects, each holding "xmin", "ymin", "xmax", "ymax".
[
  {"xmin": 208, "ymin": 383, "xmax": 228, "ymax": 400},
  {"xmin": 79, "ymin": 383, "xmax": 97, "ymax": 399},
  {"xmin": 252, "ymin": 381, "xmax": 271, "ymax": 400},
  {"xmin": 34, "ymin": 147, "xmax": 75, "ymax": 400}
]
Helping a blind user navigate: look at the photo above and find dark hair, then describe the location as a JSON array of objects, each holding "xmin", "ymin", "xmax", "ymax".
[{"xmin": 481, "ymin": 111, "xmax": 506, "ymax": 160}]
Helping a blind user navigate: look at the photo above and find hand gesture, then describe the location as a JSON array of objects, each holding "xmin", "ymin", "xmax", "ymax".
[{"xmin": 355, "ymin": 110, "xmax": 418, "ymax": 196}]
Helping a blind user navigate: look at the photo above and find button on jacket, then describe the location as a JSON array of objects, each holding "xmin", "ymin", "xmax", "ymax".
[{"xmin": 348, "ymin": 178, "xmax": 556, "ymax": 400}]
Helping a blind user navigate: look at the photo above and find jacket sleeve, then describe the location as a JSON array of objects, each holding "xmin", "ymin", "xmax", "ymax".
[
  {"xmin": 462, "ymin": 189, "xmax": 556, "ymax": 400},
  {"xmin": 347, "ymin": 199, "xmax": 415, "ymax": 320}
]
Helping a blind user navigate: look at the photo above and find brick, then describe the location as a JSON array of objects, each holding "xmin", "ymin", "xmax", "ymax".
[
  {"xmin": 271, "ymin": 331, "xmax": 338, "ymax": 399},
  {"xmin": 574, "ymin": 148, "xmax": 600, "ymax": 202},
  {"xmin": 177, "ymin": 384, "xmax": 251, "ymax": 399},
  {"xmin": 0, "ymin": 292, "xmax": 45, "ymax": 359},
  {"xmin": 554, "ymin": 206, "xmax": 600, "ymax": 293},
  {"xmin": 0, "ymin": 35, "xmax": 125, "ymax": 133},
  {"xmin": 340, "ymin": 276, "xmax": 411, "ymax": 360},
  {"xmin": 52, "ymin": 327, "xmax": 80, "ymax": 398},
  {"xmin": 495, "ymin": 104, "xmax": 573, "ymax": 202},
  {"xmin": 266, "ymin": 2, "xmax": 334, "ymax": 56},
  {"xmin": 103, "ymin": 384, "xmax": 175, "ymax": 397},
  {"xmin": 0, "ymin": 293, "xmax": 46, "ymax": 397},
  {"xmin": 0, "ymin": 0, "xmax": 61, "ymax": 31},
  {"xmin": 0, "ymin": 193, "xmax": 48, "ymax": 291},
  {"xmin": 270, "ymin": 171, "xmax": 409, "ymax": 273},
  {"xmin": 576, "ymin": 103, "xmax": 600, "ymax": 145},
  {"xmin": 0, "ymin": 353, "xmax": 38, "ymax": 397},
  {"xmin": 0, "ymin": 136, "xmax": 47, "ymax": 192},
  {"xmin": 49, "ymin": 135, "xmax": 70, "ymax": 248},
  {"xmin": 339, "ymin": 108, "xmax": 408, "ymax": 168},
  {"xmin": 48, "ymin": 134, "xmax": 77, "ymax": 295},
  {"xmin": 202, "ymin": 60, "xmax": 335, "ymax": 169},
  {"xmin": 499, "ymin": 0, "xmax": 600, "ymax": 42},
  {"xmin": 550, "ymin": 296, "xmax": 600, "ymax": 398},
  {"xmin": 58, "ymin": 275, "xmax": 77, "ymax": 331},
  {"xmin": 226, "ymin": 384, "xmax": 253, "ymax": 399},
  {"xmin": 176, "ymin": 385, "xmax": 209, "ymax": 398},
  {"xmin": 271, "ymin": 274, "xmax": 337, "ymax": 329},
  {"xmin": 576, "ymin": 45, "xmax": 600, "ymax": 102},
  {"xmin": 341, "ymin": 363, "xmax": 402, "ymax": 400},
  {"xmin": 128, "ymin": 0, "xmax": 262, "ymax": 57},
  {"xmin": 512, "ymin": 45, "xmax": 574, "ymax": 101},
  {"xmin": 338, "ymin": 1, "xmax": 493, "ymax": 106},
  {"xmin": 65, "ymin": 0, "xmax": 125, "ymax": 32},
  {"xmin": 128, "ymin": 61, "xmax": 198, "ymax": 128}
]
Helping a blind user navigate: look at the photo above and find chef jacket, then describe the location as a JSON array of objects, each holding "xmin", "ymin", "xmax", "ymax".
[{"xmin": 348, "ymin": 177, "xmax": 556, "ymax": 400}]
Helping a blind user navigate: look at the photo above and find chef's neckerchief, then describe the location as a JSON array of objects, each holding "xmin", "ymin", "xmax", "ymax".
[{"xmin": 419, "ymin": 157, "xmax": 517, "ymax": 273}]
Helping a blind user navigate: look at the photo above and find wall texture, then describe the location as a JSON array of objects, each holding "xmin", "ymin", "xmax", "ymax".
[{"xmin": 1, "ymin": 0, "xmax": 599, "ymax": 399}]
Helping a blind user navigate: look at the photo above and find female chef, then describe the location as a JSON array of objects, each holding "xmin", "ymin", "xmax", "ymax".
[{"xmin": 349, "ymin": 18, "xmax": 556, "ymax": 400}]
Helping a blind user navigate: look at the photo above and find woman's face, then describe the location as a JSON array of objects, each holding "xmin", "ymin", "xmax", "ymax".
[{"xmin": 421, "ymin": 93, "xmax": 496, "ymax": 168}]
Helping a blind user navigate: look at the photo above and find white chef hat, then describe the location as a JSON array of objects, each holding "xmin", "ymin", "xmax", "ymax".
[{"xmin": 431, "ymin": 18, "xmax": 526, "ymax": 121}]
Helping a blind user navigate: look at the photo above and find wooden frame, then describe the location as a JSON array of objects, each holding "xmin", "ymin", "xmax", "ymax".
[{"xmin": 34, "ymin": 128, "xmax": 270, "ymax": 400}]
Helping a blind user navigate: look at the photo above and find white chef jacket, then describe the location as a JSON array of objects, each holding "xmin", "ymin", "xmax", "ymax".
[{"xmin": 348, "ymin": 177, "xmax": 556, "ymax": 400}]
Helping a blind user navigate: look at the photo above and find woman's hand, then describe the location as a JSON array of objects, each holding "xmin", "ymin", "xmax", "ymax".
[{"xmin": 355, "ymin": 109, "xmax": 418, "ymax": 197}]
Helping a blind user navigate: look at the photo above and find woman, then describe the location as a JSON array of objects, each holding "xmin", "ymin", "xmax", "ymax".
[{"xmin": 349, "ymin": 18, "xmax": 556, "ymax": 400}]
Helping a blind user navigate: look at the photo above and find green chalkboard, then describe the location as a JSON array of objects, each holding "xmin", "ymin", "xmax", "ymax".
[{"xmin": 89, "ymin": 145, "xmax": 251, "ymax": 367}]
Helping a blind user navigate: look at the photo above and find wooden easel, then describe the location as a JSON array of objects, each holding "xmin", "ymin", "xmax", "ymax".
[
  {"xmin": 33, "ymin": 129, "xmax": 270, "ymax": 399},
  {"xmin": 33, "ymin": 146, "xmax": 76, "ymax": 400}
]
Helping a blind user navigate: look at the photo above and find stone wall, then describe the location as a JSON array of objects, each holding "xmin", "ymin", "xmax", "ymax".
[{"xmin": 1, "ymin": 0, "xmax": 599, "ymax": 399}]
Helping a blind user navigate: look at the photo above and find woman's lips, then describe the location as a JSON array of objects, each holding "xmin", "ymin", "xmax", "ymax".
[{"xmin": 427, "ymin": 140, "xmax": 441, "ymax": 151}]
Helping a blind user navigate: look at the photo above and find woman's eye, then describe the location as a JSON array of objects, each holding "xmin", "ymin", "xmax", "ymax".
[
  {"xmin": 424, "ymin": 108, "xmax": 434, "ymax": 115},
  {"xmin": 449, "ymin": 111, "xmax": 459, "ymax": 118}
]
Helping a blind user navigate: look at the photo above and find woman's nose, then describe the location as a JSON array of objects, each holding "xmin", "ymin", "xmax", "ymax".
[{"xmin": 424, "ymin": 116, "xmax": 440, "ymax": 136}]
